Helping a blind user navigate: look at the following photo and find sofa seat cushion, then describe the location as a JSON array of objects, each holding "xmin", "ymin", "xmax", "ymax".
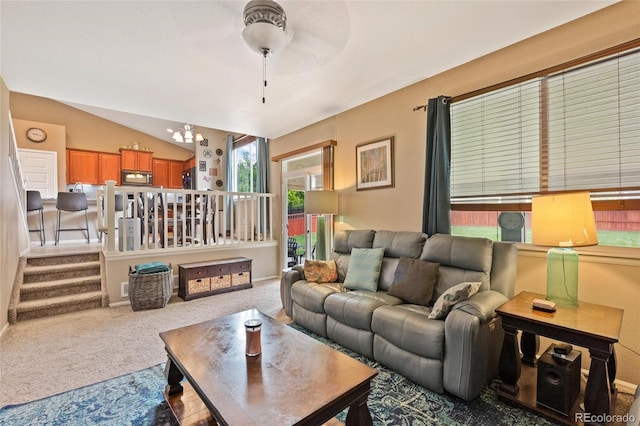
[
  {"xmin": 324, "ymin": 291, "xmax": 401, "ymax": 331},
  {"xmin": 372, "ymin": 305, "xmax": 445, "ymax": 360},
  {"xmin": 291, "ymin": 281, "xmax": 343, "ymax": 314}
]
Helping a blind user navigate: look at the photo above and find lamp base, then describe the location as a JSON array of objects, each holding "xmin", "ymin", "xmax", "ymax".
[{"xmin": 546, "ymin": 247, "xmax": 579, "ymax": 306}]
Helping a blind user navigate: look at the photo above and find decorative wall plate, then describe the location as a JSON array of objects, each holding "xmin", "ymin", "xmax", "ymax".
[
  {"xmin": 215, "ymin": 148, "xmax": 224, "ymax": 156},
  {"xmin": 216, "ymin": 179, "xmax": 223, "ymax": 187},
  {"xmin": 203, "ymin": 149, "xmax": 212, "ymax": 158}
]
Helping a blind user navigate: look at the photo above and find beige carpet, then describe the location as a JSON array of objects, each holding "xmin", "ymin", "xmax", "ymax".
[{"xmin": 0, "ymin": 278, "xmax": 288, "ymax": 407}]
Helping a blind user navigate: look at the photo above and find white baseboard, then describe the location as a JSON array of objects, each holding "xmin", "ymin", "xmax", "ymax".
[
  {"xmin": 581, "ymin": 368, "xmax": 637, "ymax": 396},
  {"xmin": 0, "ymin": 322, "xmax": 8, "ymax": 339}
]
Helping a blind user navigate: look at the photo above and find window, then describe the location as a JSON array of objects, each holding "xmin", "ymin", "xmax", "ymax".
[
  {"xmin": 232, "ymin": 138, "xmax": 258, "ymax": 192},
  {"xmin": 450, "ymin": 45, "xmax": 640, "ymax": 248}
]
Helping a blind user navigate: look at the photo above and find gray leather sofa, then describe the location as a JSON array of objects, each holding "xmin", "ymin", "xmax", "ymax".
[{"xmin": 280, "ymin": 230, "xmax": 518, "ymax": 401}]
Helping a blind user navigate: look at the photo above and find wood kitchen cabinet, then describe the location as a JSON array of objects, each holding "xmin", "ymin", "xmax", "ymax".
[
  {"xmin": 169, "ymin": 161, "xmax": 184, "ymax": 189},
  {"xmin": 67, "ymin": 149, "xmax": 99, "ymax": 184},
  {"xmin": 153, "ymin": 159, "xmax": 184, "ymax": 189},
  {"xmin": 152, "ymin": 158, "xmax": 170, "ymax": 188},
  {"xmin": 98, "ymin": 153, "xmax": 121, "ymax": 185},
  {"xmin": 120, "ymin": 149, "xmax": 153, "ymax": 171}
]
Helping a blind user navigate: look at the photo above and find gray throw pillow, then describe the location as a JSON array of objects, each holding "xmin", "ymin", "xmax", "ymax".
[
  {"xmin": 428, "ymin": 281, "xmax": 481, "ymax": 320},
  {"xmin": 343, "ymin": 248, "xmax": 385, "ymax": 292},
  {"xmin": 388, "ymin": 257, "xmax": 439, "ymax": 306}
]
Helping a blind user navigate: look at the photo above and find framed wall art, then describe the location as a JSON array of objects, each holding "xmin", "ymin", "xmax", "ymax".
[{"xmin": 356, "ymin": 136, "xmax": 394, "ymax": 191}]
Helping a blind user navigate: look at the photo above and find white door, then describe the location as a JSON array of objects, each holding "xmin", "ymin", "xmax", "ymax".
[
  {"xmin": 281, "ymin": 150, "xmax": 323, "ymax": 269},
  {"xmin": 18, "ymin": 149, "xmax": 58, "ymax": 199}
]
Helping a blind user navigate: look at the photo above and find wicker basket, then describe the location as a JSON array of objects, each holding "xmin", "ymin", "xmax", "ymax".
[{"xmin": 128, "ymin": 264, "xmax": 173, "ymax": 311}]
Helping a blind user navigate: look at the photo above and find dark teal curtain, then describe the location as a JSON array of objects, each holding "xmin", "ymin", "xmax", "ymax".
[
  {"xmin": 422, "ymin": 96, "xmax": 451, "ymax": 235},
  {"xmin": 255, "ymin": 137, "xmax": 269, "ymax": 193},
  {"xmin": 225, "ymin": 134, "xmax": 234, "ymax": 228}
]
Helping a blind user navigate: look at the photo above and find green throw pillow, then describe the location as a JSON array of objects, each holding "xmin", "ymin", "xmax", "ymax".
[
  {"xmin": 343, "ymin": 248, "xmax": 385, "ymax": 292},
  {"xmin": 428, "ymin": 281, "xmax": 481, "ymax": 320},
  {"xmin": 388, "ymin": 258, "xmax": 439, "ymax": 306}
]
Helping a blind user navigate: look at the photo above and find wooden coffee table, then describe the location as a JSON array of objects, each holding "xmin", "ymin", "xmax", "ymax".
[{"xmin": 159, "ymin": 309, "xmax": 378, "ymax": 425}]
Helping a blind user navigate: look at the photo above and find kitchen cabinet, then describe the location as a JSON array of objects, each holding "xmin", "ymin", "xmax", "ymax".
[
  {"xmin": 153, "ymin": 159, "xmax": 184, "ymax": 189},
  {"xmin": 170, "ymin": 161, "xmax": 184, "ymax": 189},
  {"xmin": 98, "ymin": 153, "xmax": 121, "ymax": 185},
  {"xmin": 67, "ymin": 149, "xmax": 99, "ymax": 184},
  {"xmin": 120, "ymin": 149, "xmax": 153, "ymax": 171},
  {"xmin": 183, "ymin": 157, "xmax": 196, "ymax": 171},
  {"xmin": 152, "ymin": 158, "xmax": 170, "ymax": 188}
]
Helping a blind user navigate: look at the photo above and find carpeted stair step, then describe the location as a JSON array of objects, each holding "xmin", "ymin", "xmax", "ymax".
[
  {"xmin": 23, "ymin": 261, "xmax": 101, "ymax": 284},
  {"xmin": 20, "ymin": 275, "xmax": 102, "ymax": 301},
  {"xmin": 16, "ymin": 291, "xmax": 104, "ymax": 322},
  {"xmin": 26, "ymin": 252, "xmax": 100, "ymax": 267}
]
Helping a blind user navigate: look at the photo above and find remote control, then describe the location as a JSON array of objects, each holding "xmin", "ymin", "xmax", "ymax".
[
  {"xmin": 532, "ymin": 298, "xmax": 556, "ymax": 312},
  {"xmin": 554, "ymin": 343, "xmax": 572, "ymax": 355}
]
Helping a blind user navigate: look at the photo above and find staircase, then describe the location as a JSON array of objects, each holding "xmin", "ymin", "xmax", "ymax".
[{"xmin": 10, "ymin": 251, "xmax": 107, "ymax": 323}]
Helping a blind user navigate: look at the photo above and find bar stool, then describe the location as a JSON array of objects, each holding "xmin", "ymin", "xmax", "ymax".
[
  {"xmin": 26, "ymin": 190, "xmax": 46, "ymax": 246},
  {"xmin": 55, "ymin": 192, "xmax": 90, "ymax": 245}
]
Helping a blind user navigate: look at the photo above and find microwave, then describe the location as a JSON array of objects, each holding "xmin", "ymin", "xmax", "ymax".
[{"xmin": 121, "ymin": 171, "xmax": 153, "ymax": 186}]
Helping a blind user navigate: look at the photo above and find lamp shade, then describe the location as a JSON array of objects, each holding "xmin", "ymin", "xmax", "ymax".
[
  {"xmin": 531, "ymin": 192, "xmax": 598, "ymax": 247},
  {"xmin": 305, "ymin": 190, "xmax": 338, "ymax": 215}
]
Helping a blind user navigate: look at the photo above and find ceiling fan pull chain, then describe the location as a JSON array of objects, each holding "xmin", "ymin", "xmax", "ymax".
[{"xmin": 262, "ymin": 50, "xmax": 268, "ymax": 104}]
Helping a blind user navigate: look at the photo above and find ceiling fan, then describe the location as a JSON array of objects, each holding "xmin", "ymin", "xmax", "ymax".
[{"xmin": 165, "ymin": 1, "xmax": 351, "ymax": 76}]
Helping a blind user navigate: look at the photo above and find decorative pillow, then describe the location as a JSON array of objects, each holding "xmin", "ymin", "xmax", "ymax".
[
  {"xmin": 303, "ymin": 260, "xmax": 338, "ymax": 283},
  {"xmin": 388, "ymin": 258, "xmax": 439, "ymax": 306},
  {"xmin": 428, "ymin": 282, "xmax": 481, "ymax": 320},
  {"xmin": 343, "ymin": 248, "xmax": 385, "ymax": 292}
]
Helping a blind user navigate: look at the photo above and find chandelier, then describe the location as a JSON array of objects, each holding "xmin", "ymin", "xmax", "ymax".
[
  {"xmin": 167, "ymin": 124, "xmax": 204, "ymax": 144},
  {"xmin": 241, "ymin": 0, "xmax": 290, "ymax": 103}
]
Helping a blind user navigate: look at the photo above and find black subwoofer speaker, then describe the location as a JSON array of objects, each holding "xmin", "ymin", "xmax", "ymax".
[{"xmin": 537, "ymin": 343, "xmax": 582, "ymax": 416}]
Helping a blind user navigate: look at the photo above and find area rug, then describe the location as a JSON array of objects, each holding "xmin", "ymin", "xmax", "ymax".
[
  {"xmin": 0, "ymin": 324, "xmax": 557, "ymax": 426},
  {"xmin": 289, "ymin": 323, "xmax": 556, "ymax": 426},
  {"xmin": 0, "ymin": 364, "xmax": 178, "ymax": 426}
]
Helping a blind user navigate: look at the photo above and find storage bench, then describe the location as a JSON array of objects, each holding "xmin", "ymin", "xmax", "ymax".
[{"xmin": 178, "ymin": 257, "xmax": 252, "ymax": 301}]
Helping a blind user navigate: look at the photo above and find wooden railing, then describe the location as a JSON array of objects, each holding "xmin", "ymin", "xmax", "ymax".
[{"xmin": 98, "ymin": 181, "xmax": 274, "ymax": 254}]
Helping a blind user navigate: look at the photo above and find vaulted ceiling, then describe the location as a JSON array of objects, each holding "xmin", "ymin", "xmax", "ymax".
[{"xmin": 1, "ymin": 1, "xmax": 616, "ymax": 144}]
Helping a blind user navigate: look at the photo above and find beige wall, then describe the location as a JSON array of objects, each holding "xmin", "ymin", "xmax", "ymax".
[
  {"xmin": 270, "ymin": 1, "xmax": 640, "ymax": 385},
  {"xmin": 10, "ymin": 92, "xmax": 194, "ymax": 166},
  {"xmin": 104, "ymin": 244, "xmax": 278, "ymax": 304},
  {"xmin": 13, "ymin": 118, "xmax": 67, "ymax": 193},
  {"xmin": 0, "ymin": 79, "xmax": 30, "ymax": 331}
]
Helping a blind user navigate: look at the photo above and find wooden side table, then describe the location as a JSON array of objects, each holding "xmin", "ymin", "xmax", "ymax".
[{"xmin": 496, "ymin": 291, "xmax": 623, "ymax": 425}]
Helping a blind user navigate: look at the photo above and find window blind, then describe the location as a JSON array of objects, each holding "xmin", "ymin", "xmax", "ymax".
[
  {"xmin": 547, "ymin": 51, "xmax": 640, "ymax": 192},
  {"xmin": 450, "ymin": 48, "xmax": 640, "ymax": 206}
]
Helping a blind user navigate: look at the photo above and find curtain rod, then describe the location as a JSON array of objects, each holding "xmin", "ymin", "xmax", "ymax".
[
  {"xmin": 233, "ymin": 134, "xmax": 251, "ymax": 143},
  {"xmin": 413, "ymin": 105, "xmax": 427, "ymax": 112}
]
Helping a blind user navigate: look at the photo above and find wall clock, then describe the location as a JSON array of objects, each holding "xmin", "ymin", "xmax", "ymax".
[{"xmin": 26, "ymin": 127, "xmax": 47, "ymax": 143}]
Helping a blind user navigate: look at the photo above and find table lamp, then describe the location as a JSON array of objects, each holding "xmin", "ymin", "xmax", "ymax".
[
  {"xmin": 305, "ymin": 190, "xmax": 339, "ymax": 260},
  {"xmin": 531, "ymin": 192, "xmax": 598, "ymax": 306}
]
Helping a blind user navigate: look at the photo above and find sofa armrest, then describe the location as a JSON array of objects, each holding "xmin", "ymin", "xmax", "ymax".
[
  {"xmin": 443, "ymin": 291, "xmax": 508, "ymax": 401},
  {"xmin": 280, "ymin": 267, "xmax": 304, "ymax": 317},
  {"xmin": 452, "ymin": 290, "xmax": 509, "ymax": 323}
]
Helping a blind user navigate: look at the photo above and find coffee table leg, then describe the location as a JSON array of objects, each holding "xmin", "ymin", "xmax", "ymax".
[
  {"xmin": 164, "ymin": 356, "xmax": 184, "ymax": 396},
  {"xmin": 345, "ymin": 394, "xmax": 373, "ymax": 426}
]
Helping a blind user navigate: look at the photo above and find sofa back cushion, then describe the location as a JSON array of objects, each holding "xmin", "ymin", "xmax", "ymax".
[
  {"xmin": 334, "ymin": 229, "xmax": 375, "ymax": 254},
  {"xmin": 372, "ymin": 230, "xmax": 427, "ymax": 259},
  {"xmin": 420, "ymin": 234, "xmax": 493, "ymax": 302}
]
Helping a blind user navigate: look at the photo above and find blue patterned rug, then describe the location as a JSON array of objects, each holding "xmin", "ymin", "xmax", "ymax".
[{"xmin": 0, "ymin": 323, "xmax": 558, "ymax": 425}]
